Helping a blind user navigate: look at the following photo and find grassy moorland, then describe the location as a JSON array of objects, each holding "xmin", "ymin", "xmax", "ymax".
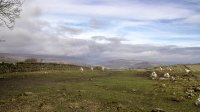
[{"xmin": 0, "ymin": 64, "xmax": 200, "ymax": 112}]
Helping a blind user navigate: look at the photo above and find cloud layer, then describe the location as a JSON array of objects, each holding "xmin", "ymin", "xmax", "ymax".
[{"xmin": 0, "ymin": 0, "xmax": 200, "ymax": 64}]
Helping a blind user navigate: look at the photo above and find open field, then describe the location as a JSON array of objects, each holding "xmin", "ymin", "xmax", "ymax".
[{"xmin": 0, "ymin": 66, "xmax": 200, "ymax": 112}]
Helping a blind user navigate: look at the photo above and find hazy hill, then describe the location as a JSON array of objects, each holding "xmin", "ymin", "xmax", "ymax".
[
  {"xmin": 0, "ymin": 53, "xmax": 88, "ymax": 66},
  {"xmin": 99, "ymin": 59, "xmax": 160, "ymax": 69}
]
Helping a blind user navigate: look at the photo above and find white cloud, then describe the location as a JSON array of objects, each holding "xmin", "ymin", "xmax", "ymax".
[
  {"xmin": 183, "ymin": 14, "xmax": 200, "ymax": 24},
  {"xmin": 37, "ymin": 0, "xmax": 193, "ymax": 21},
  {"xmin": 0, "ymin": 0, "xmax": 200, "ymax": 64}
]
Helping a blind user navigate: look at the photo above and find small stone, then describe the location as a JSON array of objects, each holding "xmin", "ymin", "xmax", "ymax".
[
  {"xmin": 117, "ymin": 103, "xmax": 125, "ymax": 110},
  {"xmin": 131, "ymin": 89, "xmax": 137, "ymax": 92},
  {"xmin": 24, "ymin": 92, "xmax": 34, "ymax": 96},
  {"xmin": 170, "ymin": 76, "xmax": 175, "ymax": 81},
  {"xmin": 69, "ymin": 102, "xmax": 79, "ymax": 109},
  {"xmin": 11, "ymin": 98, "xmax": 16, "ymax": 102},
  {"xmin": 185, "ymin": 90, "xmax": 195, "ymax": 99},
  {"xmin": 57, "ymin": 89, "xmax": 61, "ymax": 92},
  {"xmin": 161, "ymin": 84, "xmax": 166, "ymax": 88},
  {"xmin": 159, "ymin": 77, "xmax": 166, "ymax": 80},
  {"xmin": 188, "ymin": 89, "xmax": 194, "ymax": 93},
  {"xmin": 151, "ymin": 108, "xmax": 165, "ymax": 112}
]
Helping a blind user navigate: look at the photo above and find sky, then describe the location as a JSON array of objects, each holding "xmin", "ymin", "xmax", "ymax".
[{"xmin": 0, "ymin": 0, "xmax": 200, "ymax": 64}]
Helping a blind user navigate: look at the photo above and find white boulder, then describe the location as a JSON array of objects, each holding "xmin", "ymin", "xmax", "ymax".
[
  {"xmin": 151, "ymin": 72, "xmax": 158, "ymax": 79},
  {"xmin": 91, "ymin": 67, "xmax": 94, "ymax": 71},
  {"xmin": 102, "ymin": 66, "xmax": 105, "ymax": 71},
  {"xmin": 164, "ymin": 73, "xmax": 170, "ymax": 78},
  {"xmin": 185, "ymin": 69, "xmax": 191, "ymax": 73},
  {"xmin": 160, "ymin": 67, "xmax": 163, "ymax": 71},
  {"xmin": 80, "ymin": 67, "xmax": 84, "ymax": 72}
]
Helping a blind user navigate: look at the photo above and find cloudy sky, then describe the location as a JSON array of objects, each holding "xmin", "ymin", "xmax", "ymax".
[{"xmin": 0, "ymin": 0, "xmax": 200, "ymax": 64}]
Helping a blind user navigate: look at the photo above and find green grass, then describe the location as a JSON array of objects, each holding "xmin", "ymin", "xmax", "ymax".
[{"xmin": 0, "ymin": 70, "xmax": 200, "ymax": 112}]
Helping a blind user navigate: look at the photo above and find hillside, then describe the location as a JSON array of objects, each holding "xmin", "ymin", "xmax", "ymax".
[
  {"xmin": 0, "ymin": 53, "xmax": 89, "ymax": 65},
  {"xmin": 99, "ymin": 59, "xmax": 160, "ymax": 69},
  {"xmin": 154, "ymin": 64, "xmax": 200, "ymax": 72}
]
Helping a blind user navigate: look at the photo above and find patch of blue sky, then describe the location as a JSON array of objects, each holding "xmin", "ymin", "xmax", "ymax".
[
  {"xmin": 64, "ymin": 22, "xmax": 88, "ymax": 27},
  {"xmin": 143, "ymin": 21, "xmax": 200, "ymax": 35},
  {"xmin": 122, "ymin": 26, "xmax": 151, "ymax": 32}
]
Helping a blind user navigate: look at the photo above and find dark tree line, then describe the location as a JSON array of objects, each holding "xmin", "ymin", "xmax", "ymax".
[{"xmin": 0, "ymin": 0, "xmax": 23, "ymax": 29}]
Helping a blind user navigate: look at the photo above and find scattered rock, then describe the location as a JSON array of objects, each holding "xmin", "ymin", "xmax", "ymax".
[
  {"xmin": 195, "ymin": 87, "xmax": 200, "ymax": 92},
  {"xmin": 41, "ymin": 105, "xmax": 54, "ymax": 111},
  {"xmin": 161, "ymin": 84, "xmax": 166, "ymax": 88},
  {"xmin": 11, "ymin": 98, "xmax": 16, "ymax": 102},
  {"xmin": 187, "ymin": 78, "xmax": 193, "ymax": 81},
  {"xmin": 24, "ymin": 92, "xmax": 34, "ymax": 96},
  {"xmin": 188, "ymin": 92, "xmax": 195, "ymax": 97},
  {"xmin": 159, "ymin": 77, "xmax": 166, "ymax": 80},
  {"xmin": 185, "ymin": 88, "xmax": 195, "ymax": 98},
  {"xmin": 164, "ymin": 73, "xmax": 170, "ymax": 78},
  {"xmin": 89, "ymin": 78, "xmax": 93, "ymax": 81},
  {"xmin": 195, "ymin": 97, "xmax": 200, "ymax": 106},
  {"xmin": 187, "ymin": 89, "xmax": 194, "ymax": 93},
  {"xmin": 151, "ymin": 72, "xmax": 158, "ymax": 80},
  {"xmin": 69, "ymin": 102, "xmax": 80, "ymax": 109},
  {"xmin": 170, "ymin": 76, "xmax": 175, "ymax": 81},
  {"xmin": 131, "ymin": 89, "xmax": 137, "ymax": 92},
  {"xmin": 57, "ymin": 89, "xmax": 61, "ymax": 92},
  {"xmin": 151, "ymin": 108, "xmax": 165, "ymax": 112}
]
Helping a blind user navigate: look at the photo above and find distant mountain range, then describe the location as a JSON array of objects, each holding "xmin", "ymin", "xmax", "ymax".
[
  {"xmin": 99, "ymin": 59, "xmax": 160, "ymax": 69},
  {"xmin": 0, "ymin": 53, "xmax": 161, "ymax": 69}
]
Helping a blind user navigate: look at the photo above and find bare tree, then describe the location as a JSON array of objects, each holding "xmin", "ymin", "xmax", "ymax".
[{"xmin": 0, "ymin": 0, "xmax": 23, "ymax": 29}]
